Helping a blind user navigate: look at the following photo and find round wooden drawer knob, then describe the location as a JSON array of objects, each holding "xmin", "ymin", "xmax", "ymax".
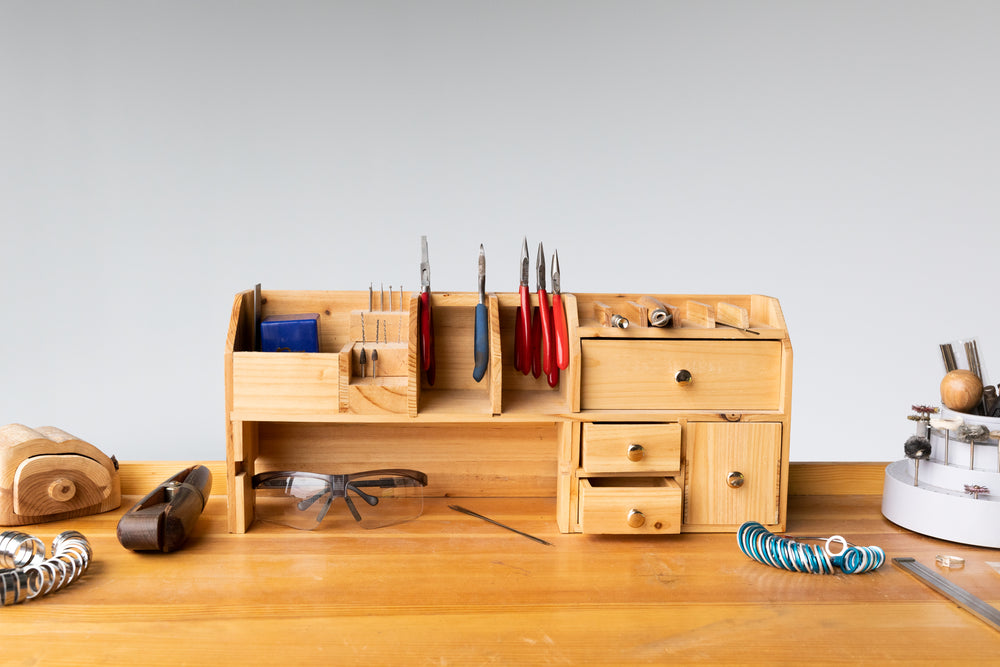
[
  {"xmin": 727, "ymin": 471, "xmax": 745, "ymax": 488},
  {"xmin": 627, "ymin": 444, "xmax": 645, "ymax": 462},
  {"xmin": 675, "ymin": 369, "xmax": 693, "ymax": 386},
  {"xmin": 48, "ymin": 478, "xmax": 77, "ymax": 502},
  {"xmin": 627, "ymin": 509, "xmax": 646, "ymax": 528}
]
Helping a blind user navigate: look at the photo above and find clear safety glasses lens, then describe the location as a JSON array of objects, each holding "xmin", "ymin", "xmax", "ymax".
[
  {"xmin": 254, "ymin": 475, "xmax": 332, "ymax": 530},
  {"xmin": 252, "ymin": 472, "xmax": 426, "ymax": 530},
  {"xmin": 346, "ymin": 473, "xmax": 425, "ymax": 529}
]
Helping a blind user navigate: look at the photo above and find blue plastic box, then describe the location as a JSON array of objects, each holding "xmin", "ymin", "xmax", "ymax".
[{"xmin": 260, "ymin": 313, "xmax": 320, "ymax": 353}]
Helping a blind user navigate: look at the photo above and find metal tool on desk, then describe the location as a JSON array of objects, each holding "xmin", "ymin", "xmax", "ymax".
[
  {"xmin": 515, "ymin": 237, "xmax": 532, "ymax": 375},
  {"xmin": 419, "ymin": 236, "xmax": 436, "ymax": 386},
  {"xmin": 551, "ymin": 250, "xmax": 569, "ymax": 371},
  {"xmin": 449, "ymin": 504, "xmax": 553, "ymax": 546},
  {"xmin": 894, "ymin": 557, "xmax": 1000, "ymax": 632},
  {"xmin": 534, "ymin": 243, "xmax": 557, "ymax": 387},
  {"xmin": 117, "ymin": 465, "xmax": 213, "ymax": 553},
  {"xmin": 473, "ymin": 245, "xmax": 489, "ymax": 382}
]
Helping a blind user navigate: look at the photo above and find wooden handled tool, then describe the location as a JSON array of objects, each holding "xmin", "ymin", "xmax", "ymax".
[{"xmin": 117, "ymin": 465, "xmax": 212, "ymax": 553}]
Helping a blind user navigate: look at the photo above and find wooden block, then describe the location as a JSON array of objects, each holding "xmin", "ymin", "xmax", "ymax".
[
  {"xmin": 350, "ymin": 342, "xmax": 408, "ymax": 379},
  {"xmin": 349, "ymin": 311, "xmax": 409, "ymax": 346},
  {"xmin": 684, "ymin": 301, "xmax": 716, "ymax": 328},
  {"xmin": 716, "ymin": 302, "xmax": 750, "ymax": 330},
  {"xmin": 625, "ymin": 301, "xmax": 649, "ymax": 327},
  {"xmin": 593, "ymin": 301, "xmax": 630, "ymax": 329},
  {"xmin": 347, "ymin": 380, "xmax": 409, "ymax": 415}
]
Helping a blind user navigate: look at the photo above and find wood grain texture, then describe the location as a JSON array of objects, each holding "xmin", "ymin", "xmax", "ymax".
[{"xmin": 3, "ymin": 463, "xmax": 999, "ymax": 665}]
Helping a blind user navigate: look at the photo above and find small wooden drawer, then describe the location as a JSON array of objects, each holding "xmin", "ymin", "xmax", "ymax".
[
  {"xmin": 582, "ymin": 423, "xmax": 680, "ymax": 473},
  {"xmin": 578, "ymin": 477, "xmax": 682, "ymax": 534},
  {"xmin": 580, "ymin": 339, "xmax": 782, "ymax": 411}
]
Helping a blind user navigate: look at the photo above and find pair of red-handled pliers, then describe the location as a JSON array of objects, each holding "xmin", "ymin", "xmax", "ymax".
[
  {"xmin": 535, "ymin": 242, "xmax": 554, "ymax": 381},
  {"xmin": 551, "ymin": 249, "xmax": 569, "ymax": 371},
  {"xmin": 419, "ymin": 236, "xmax": 435, "ymax": 385},
  {"xmin": 514, "ymin": 237, "xmax": 532, "ymax": 375}
]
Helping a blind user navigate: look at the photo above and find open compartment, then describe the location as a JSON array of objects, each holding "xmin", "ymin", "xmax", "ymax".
[
  {"xmin": 574, "ymin": 293, "xmax": 787, "ymax": 339},
  {"xmin": 495, "ymin": 292, "xmax": 580, "ymax": 415},
  {"xmin": 225, "ymin": 289, "xmax": 421, "ymax": 419},
  {"xmin": 410, "ymin": 292, "xmax": 502, "ymax": 416}
]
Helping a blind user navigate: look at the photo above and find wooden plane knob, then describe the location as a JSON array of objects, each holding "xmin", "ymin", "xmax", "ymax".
[{"xmin": 48, "ymin": 478, "xmax": 77, "ymax": 502}]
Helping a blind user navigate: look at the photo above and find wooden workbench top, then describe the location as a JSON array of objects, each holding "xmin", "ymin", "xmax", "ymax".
[{"xmin": 2, "ymin": 462, "xmax": 998, "ymax": 664}]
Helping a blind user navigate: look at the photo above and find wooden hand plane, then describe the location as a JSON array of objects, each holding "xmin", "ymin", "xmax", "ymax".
[{"xmin": 117, "ymin": 465, "xmax": 212, "ymax": 552}]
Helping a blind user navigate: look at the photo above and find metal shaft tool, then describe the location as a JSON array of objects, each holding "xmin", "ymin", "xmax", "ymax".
[
  {"xmin": 894, "ymin": 557, "xmax": 1000, "ymax": 632},
  {"xmin": 419, "ymin": 236, "xmax": 436, "ymax": 385},
  {"xmin": 535, "ymin": 242, "xmax": 553, "ymax": 378},
  {"xmin": 473, "ymin": 245, "xmax": 489, "ymax": 383},
  {"xmin": 449, "ymin": 504, "xmax": 553, "ymax": 546},
  {"xmin": 515, "ymin": 237, "xmax": 532, "ymax": 375},
  {"xmin": 551, "ymin": 250, "xmax": 569, "ymax": 371}
]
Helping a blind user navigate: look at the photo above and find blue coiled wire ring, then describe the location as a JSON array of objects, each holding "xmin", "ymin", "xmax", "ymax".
[{"xmin": 737, "ymin": 521, "xmax": 885, "ymax": 574}]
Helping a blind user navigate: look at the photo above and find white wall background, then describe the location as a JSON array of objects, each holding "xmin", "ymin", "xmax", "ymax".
[{"xmin": 3, "ymin": 2, "xmax": 999, "ymax": 462}]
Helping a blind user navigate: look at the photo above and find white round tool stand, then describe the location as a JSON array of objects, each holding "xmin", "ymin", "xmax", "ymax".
[{"xmin": 882, "ymin": 408, "xmax": 1000, "ymax": 548}]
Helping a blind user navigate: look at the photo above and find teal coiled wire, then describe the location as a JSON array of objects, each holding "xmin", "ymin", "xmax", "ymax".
[{"xmin": 737, "ymin": 521, "xmax": 885, "ymax": 574}]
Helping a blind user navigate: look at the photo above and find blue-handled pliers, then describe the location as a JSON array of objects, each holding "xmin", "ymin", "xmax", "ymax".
[{"xmin": 473, "ymin": 244, "xmax": 489, "ymax": 382}]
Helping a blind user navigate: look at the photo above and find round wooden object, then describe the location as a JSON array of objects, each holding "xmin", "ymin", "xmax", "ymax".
[{"xmin": 940, "ymin": 370, "xmax": 983, "ymax": 413}]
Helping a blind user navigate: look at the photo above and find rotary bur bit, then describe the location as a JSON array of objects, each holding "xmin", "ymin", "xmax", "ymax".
[{"xmin": 904, "ymin": 435, "xmax": 932, "ymax": 486}]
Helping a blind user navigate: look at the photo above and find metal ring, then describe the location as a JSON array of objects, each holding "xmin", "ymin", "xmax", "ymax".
[{"xmin": 824, "ymin": 535, "xmax": 848, "ymax": 558}]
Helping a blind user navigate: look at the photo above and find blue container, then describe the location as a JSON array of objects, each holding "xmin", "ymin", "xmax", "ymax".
[{"xmin": 260, "ymin": 313, "xmax": 320, "ymax": 353}]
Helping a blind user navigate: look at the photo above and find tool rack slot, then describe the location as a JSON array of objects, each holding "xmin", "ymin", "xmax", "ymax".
[
  {"xmin": 495, "ymin": 292, "xmax": 580, "ymax": 415},
  {"xmin": 412, "ymin": 292, "xmax": 502, "ymax": 416}
]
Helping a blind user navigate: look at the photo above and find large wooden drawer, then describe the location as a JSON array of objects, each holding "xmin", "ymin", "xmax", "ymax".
[
  {"xmin": 578, "ymin": 477, "xmax": 682, "ymax": 534},
  {"xmin": 580, "ymin": 339, "xmax": 782, "ymax": 411},
  {"xmin": 582, "ymin": 423, "xmax": 680, "ymax": 473}
]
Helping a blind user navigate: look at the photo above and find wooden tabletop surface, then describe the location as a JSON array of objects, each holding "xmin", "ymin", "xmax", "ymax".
[{"xmin": 2, "ymin": 462, "xmax": 999, "ymax": 665}]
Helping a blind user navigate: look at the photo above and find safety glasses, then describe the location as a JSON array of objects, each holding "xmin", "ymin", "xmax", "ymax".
[{"xmin": 251, "ymin": 469, "xmax": 427, "ymax": 530}]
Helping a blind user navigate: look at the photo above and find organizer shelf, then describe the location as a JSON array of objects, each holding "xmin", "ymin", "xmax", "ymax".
[{"xmin": 225, "ymin": 289, "xmax": 792, "ymax": 535}]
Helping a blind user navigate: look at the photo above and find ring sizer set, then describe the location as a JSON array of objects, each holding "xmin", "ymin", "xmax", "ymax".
[{"xmin": 0, "ymin": 530, "xmax": 92, "ymax": 605}]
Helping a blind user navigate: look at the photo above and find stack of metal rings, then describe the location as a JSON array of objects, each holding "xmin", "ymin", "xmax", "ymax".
[
  {"xmin": 0, "ymin": 530, "xmax": 92, "ymax": 605},
  {"xmin": 737, "ymin": 521, "xmax": 885, "ymax": 575}
]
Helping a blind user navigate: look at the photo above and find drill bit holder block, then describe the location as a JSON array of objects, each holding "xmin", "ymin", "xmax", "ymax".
[{"xmin": 225, "ymin": 288, "xmax": 791, "ymax": 536}]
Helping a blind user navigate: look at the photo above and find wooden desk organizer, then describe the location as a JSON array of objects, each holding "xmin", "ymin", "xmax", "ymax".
[
  {"xmin": 225, "ymin": 290, "xmax": 792, "ymax": 535},
  {"xmin": 0, "ymin": 424, "xmax": 121, "ymax": 526}
]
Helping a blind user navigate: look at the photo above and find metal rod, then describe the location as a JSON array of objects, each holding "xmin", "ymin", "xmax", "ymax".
[
  {"xmin": 941, "ymin": 344, "xmax": 958, "ymax": 372},
  {"xmin": 448, "ymin": 505, "xmax": 553, "ymax": 546},
  {"xmin": 894, "ymin": 557, "xmax": 1000, "ymax": 632}
]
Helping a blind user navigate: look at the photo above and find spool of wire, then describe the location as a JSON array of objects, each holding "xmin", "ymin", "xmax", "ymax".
[{"xmin": 737, "ymin": 521, "xmax": 885, "ymax": 574}]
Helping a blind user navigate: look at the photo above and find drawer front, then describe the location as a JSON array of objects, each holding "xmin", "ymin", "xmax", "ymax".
[
  {"xmin": 684, "ymin": 422, "xmax": 782, "ymax": 528},
  {"xmin": 580, "ymin": 339, "xmax": 782, "ymax": 411},
  {"xmin": 582, "ymin": 423, "xmax": 680, "ymax": 473},
  {"xmin": 578, "ymin": 478, "xmax": 682, "ymax": 534},
  {"xmin": 231, "ymin": 352, "xmax": 343, "ymax": 419}
]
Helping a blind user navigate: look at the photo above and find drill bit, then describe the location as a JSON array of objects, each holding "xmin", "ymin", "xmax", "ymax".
[
  {"xmin": 359, "ymin": 313, "xmax": 367, "ymax": 378},
  {"xmin": 371, "ymin": 320, "xmax": 380, "ymax": 379}
]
